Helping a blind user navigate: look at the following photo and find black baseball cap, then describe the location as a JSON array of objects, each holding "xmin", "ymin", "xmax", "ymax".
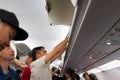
[{"xmin": 0, "ymin": 9, "xmax": 28, "ymax": 40}]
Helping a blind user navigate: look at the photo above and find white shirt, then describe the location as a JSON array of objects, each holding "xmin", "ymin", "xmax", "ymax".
[{"xmin": 30, "ymin": 56, "xmax": 52, "ymax": 80}]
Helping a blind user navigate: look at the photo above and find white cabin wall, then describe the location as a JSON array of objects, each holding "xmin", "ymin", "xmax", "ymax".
[{"xmin": 96, "ymin": 67, "xmax": 120, "ymax": 80}]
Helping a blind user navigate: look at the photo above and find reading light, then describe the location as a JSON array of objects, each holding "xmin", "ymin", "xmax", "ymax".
[
  {"xmin": 106, "ymin": 42, "xmax": 111, "ymax": 45},
  {"xmin": 89, "ymin": 55, "xmax": 93, "ymax": 59}
]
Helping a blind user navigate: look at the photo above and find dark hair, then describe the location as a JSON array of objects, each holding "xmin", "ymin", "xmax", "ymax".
[
  {"xmin": 16, "ymin": 69, "xmax": 22, "ymax": 75},
  {"xmin": 16, "ymin": 69, "xmax": 22, "ymax": 80},
  {"xmin": 65, "ymin": 68, "xmax": 76, "ymax": 80},
  {"xmin": 89, "ymin": 73, "xmax": 98, "ymax": 80},
  {"xmin": 51, "ymin": 66, "xmax": 60, "ymax": 74},
  {"xmin": 32, "ymin": 46, "xmax": 44, "ymax": 61},
  {"xmin": 75, "ymin": 74, "xmax": 80, "ymax": 80},
  {"xmin": 27, "ymin": 52, "xmax": 32, "ymax": 58},
  {"xmin": 83, "ymin": 72, "xmax": 89, "ymax": 78}
]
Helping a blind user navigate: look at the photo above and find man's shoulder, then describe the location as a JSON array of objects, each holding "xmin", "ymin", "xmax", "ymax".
[
  {"xmin": 32, "ymin": 56, "xmax": 46, "ymax": 64},
  {"xmin": 9, "ymin": 68, "xmax": 18, "ymax": 79},
  {"xmin": 30, "ymin": 56, "xmax": 46, "ymax": 69}
]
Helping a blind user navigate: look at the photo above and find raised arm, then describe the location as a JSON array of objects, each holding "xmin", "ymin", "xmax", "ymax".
[
  {"xmin": 50, "ymin": 45, "xmax": 66, "ymax": 63},
  {"xmin": 13, "ymin": 59, "xmax": 27, "ymax": 69},
  {"xmin": 45, "ymin": 36, "xmax": 69, "ymax": 64}
]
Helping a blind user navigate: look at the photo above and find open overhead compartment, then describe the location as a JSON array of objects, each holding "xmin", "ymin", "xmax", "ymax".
[
  {"xmin": 45, "ymin": 0, "xmax": 75, "ymax": 26},
  {"xmin": 63, "ymin": 0, "xmax": 120, "ymax": 73},
  {"xmin": 15, "ymin": 43, "xmax": 31, "ymax": 56}
]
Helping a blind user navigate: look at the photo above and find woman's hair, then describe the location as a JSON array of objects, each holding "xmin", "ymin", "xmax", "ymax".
[{"xmin": 27, "ymin": 52, "xmax": 32, "ymax": 57}]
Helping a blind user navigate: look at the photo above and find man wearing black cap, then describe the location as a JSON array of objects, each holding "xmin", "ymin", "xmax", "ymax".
[
  {"xmin": 0, "ymin": 9, "xmax": 28, "ymax": 80},
  {"xmin": 0, "ymin": 9, "xmax": 28, "ymax": 50}
]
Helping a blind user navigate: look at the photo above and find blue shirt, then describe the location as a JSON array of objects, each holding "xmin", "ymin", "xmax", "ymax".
[{"xmin": 0, "ymin": 67, "xmax": 18, "ymax": 80}]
